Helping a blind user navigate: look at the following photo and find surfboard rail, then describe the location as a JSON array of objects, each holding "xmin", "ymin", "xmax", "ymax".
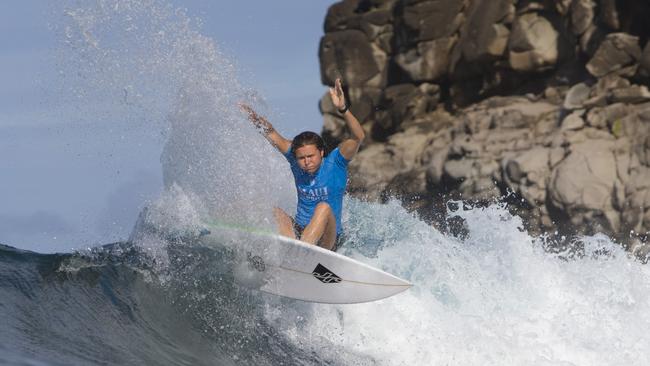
[{"xmin": 199, "ymin": 220, "xmax": 412, "ymax": 304}]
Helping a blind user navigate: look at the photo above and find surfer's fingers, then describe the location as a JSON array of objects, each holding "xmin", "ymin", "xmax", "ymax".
[
  {"xmin": 238, "ymin": 102, "xmax": 252, "ymax": 114},
  {"xmin": 336, "ymin": 80, "xmax": 344, "ymax": 98}
]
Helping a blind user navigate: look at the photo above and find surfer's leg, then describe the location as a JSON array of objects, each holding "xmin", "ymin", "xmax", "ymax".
[
  {"xmin": 301, "ymin": 202, "xmax": 337, "ymax": 250},
  {"xmin": 273, "ymin": 207, "xmax": 296, "ymax": 239}
]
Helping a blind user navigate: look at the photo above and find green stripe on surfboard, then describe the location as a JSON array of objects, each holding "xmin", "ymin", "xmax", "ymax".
[{"xmin": 203, "ymin": 219, "xmax": 275, "ymax": 236}]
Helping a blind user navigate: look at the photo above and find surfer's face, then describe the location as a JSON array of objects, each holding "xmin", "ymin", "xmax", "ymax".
[{"xmin": 294, "ymin": 144, "xmax": 324, "ymax": 174}]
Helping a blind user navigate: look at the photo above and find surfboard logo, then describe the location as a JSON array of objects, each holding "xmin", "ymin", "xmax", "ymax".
[
  {"xmin": 312, "ymin": 263, "xmax": 341, "ymax": 284},
  {"xmin": 247, "ymin": 252, "xmax": 266, "ymax": 272}
]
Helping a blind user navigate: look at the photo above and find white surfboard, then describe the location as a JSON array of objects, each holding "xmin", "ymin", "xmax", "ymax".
[{"xmin": 199, "ymin": 221, "xmax": 412, "ymax": 304}]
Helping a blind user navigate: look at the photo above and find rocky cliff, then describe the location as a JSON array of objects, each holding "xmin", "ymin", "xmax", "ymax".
[{"xmin": 318, "ymin": 0, "xmax": 650, "ymax": 256}]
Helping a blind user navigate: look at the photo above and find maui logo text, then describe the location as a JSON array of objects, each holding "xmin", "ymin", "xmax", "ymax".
[{"xmin": 299, "ymin": 187, "xmax": 328, "ymax": 201}]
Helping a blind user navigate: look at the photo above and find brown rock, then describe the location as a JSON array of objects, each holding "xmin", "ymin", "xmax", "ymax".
[
  {"xmin": 465, "ymin": 176, "xmax": 501, "ymax": 201},
  {"xmin": 503, "ymin": 147, "xmax": 550, "ymax": 185},
  {"xmin": 444, "ymin": 159, "xmax": 475, "ymax": 180},
  {"xmin": 324, "ymin": 1, "xmax": 362, "ymax": 32},
  {"xmin": 317, "ymin": 0, "xmax": 650, "ymax": 247},
  {"xmin": 367, "ymin": 44, "xmax": 390, "ymax": 88},
  {"xmin": 416, "ymin": 83, "xmax": 441, "ymax": 111},
  {"xmin": 388, "ymin": 126, "xmax": 432, "ymax": 170},
  {"xmin": 638, "ymin": 42, "xmax": 650, "ymax": 78},
  {"xmin": 600, "ymin": 0, "xmax": 620, "ymax": 30},
  {"xmin": 383, "ymin": 169, "xmax": 427, "ymax": 201},
  {"xmin": 622, "ymin": 167, "xmax": 650, "ymax": 233},
  {"xmin": 359, "ymin": 7, "xmax": 395, "ymax": 43},
  {"xmin": 460, "ymin": 22, "xmax": 511, "ymax": 62},
  {"xmin": 423, "ymin": 144, "xmax": 451, "ymax": 186},
  {"xmin": 549, "ymin": 140, "xmax": 621, "ymax": 231},
  {"xmin": 561, "ymin": 111, "xmax": 586, "ymax": 130},
  {"xmin": 485, "ymin": 24, "xmax": 511, "ymax": 58},
  {"xmin": 594, "ymin": 74, "xmax": 630, "ymax": 95},
  {"xmin": 320, "ymin": 91, "xmax": 338, "ymax": 115},
  {"xmin": 508, "ymin": 13, "xmax": 559, "ymax": 71},
  {"xmin": 319, "ymin": 30, "xmax": 384, "ymax": 87},
  {"xmin": 579, "ymin": 24, "xmax": 604, "ymax": 56},
  {"xmin": 349, "ymin": 87, "xmax": 383, "ymax": 121},
  {"xmin": 376, "ymin": 32, "xmax": 394, "ymax": 54},
  {"xmin": 544, "ymin": 86, "xmax": 562, "ymax": 104},
  {"xmin": 582, "ymin": 94, "xmax": 608, "ymax": 109},
  {"xmin": 586, "ymin": 33, "xmax": 641, "ymax": 78},
  {"xmin": 349, "ymin": 124, "xmax": 435, "ymax": 199},
  {"xmin": 347, "ymin": 144, "xmax": 397, "ymax": 198},
  {"xmin": 549, "ymin": 147, "xmax": 567, "ymax": 167},
  {"xmin": 585, "ymin": 103, "xmax": 631, "ymax": 129},
  {"xmin": 613, "ymin": 140, "xmax": 632, "ymax": 182},
  {"xmin": 554, "ymin": 0, "xmax": 572, "ymax": 15},
  {"xmin": 570, "ymin": 0, "xmax": 595, "ymax": 36},
  {"xmin": 565, "ymin": 127, "xmax": 616, "ymax": 145},
  {"xmin": 396, "ymin": 0, "xmax": 464, "ymax": 45},
  {"xmin": 324, "ymin": 0, "xmax": 397, "ymax": 32},
  {"xmin": 322, "ymin": 113, "xmax": 346, "ymax": 145},
  {"xmin": 449, "ymin": 134, "xmax": 481, "ymax": 158},
  {"xmin": 563, "ymin": 83, "xmax": 591, "ymax": 110},
  {"xmin": 394, "ymin": 37, "xmax": 456, "ymax": 82},
  {"xmin": 373, "ymin": 84, "xmax": 418, "ymax": 138},
  {"xmin": 610, "ymin": 85, "xmax": 650, "ymax": 104},
  {"xmin": 488, "ymin": 98, "xmax": 558, "ymax": 129},
  {"xmin": 385, "ymin": 83, "xmax": 441, "ymax": 132},
  {"xmin": 479, "ymin": 159, "xmax": 500, "ymax": 177},
  {"xmin": 452, "ymin": 0, "xmax": 515, "ymax": 67},
  {"xmin": 360, "ymin": 20, "xmax": 393, "ymax": 43},
  {"xmin": 536, "ymin": 111, "xmax": 560, "ymax": 136},
  {"xmin": 363, "ymin": 8, "xmax": 394, "ymax": 26}
]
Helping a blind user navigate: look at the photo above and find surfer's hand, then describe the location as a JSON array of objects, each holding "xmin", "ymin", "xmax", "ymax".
[
  {"xmin": 329, "ymin": 78, "xmax": 347, "ymax": 112},
  {"xmin": 239, "ymin": 102, "xmax": 257, "ymax": 120},
  {"xmin": 239, "ymin": 103, "xmax": 273, "ymax": 134}
]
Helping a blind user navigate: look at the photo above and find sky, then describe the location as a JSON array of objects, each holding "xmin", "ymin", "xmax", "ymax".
[{"xmin": 0, "ymin": 1, "xmax": 335, "ymax": 253}]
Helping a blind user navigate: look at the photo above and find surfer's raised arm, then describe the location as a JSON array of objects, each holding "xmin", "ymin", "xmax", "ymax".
[
  {"xmin": 239, "ymin": 103, "xmax": 291, "ymax": 154},
  {"xmin": 330, "ymin": 78, "xmax": 365, "ymax": 160}
]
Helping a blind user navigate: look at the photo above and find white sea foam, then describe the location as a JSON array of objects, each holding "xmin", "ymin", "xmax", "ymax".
[{"xmin": 278, "ymin": 199, "xmax": 650, "ymax": 365}]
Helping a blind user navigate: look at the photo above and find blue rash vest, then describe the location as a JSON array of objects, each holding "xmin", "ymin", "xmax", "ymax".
[{"xmin": 284, "ymin": 147, "xmax": 349, "ymax": 235}]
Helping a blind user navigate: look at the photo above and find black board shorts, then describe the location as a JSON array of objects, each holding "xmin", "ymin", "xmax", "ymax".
[{"xmin": 293, "ymin": 221, "xmax": 342, "ymax": 252}]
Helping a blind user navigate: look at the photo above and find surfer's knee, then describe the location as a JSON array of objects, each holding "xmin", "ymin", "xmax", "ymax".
[
  {"xmin": 273, "ymin": 207, "xmax": 288, "ymax": 219},
  {"xmin": 314, "ymin": 202, "xmax": 332, "ymax": 214},
  {"xmin": 273, "ymin": 207, "xmax": 295, "ymax": 238},
  {"xmin": 273, "ymin": 207, "xmax": 293, "ymax": 226}
]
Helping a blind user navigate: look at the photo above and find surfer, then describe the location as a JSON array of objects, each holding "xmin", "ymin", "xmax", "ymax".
[{"xmin": 240, "ymin": 78, "xmax": 364, "ymax": 251}]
